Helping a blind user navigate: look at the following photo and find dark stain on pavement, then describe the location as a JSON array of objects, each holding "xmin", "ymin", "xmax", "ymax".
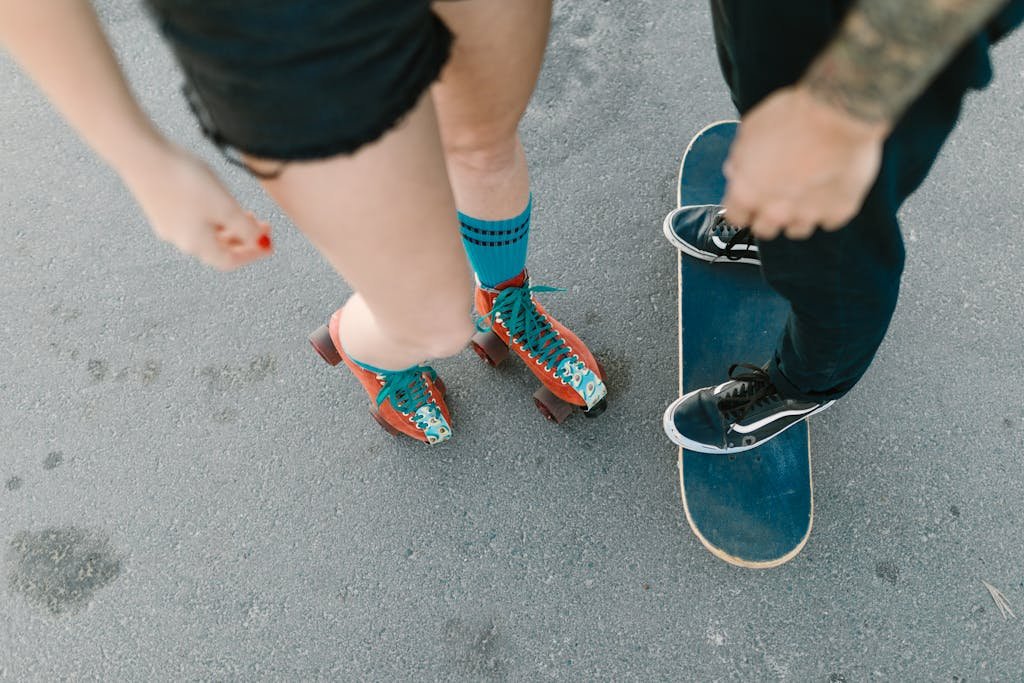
[
  {"xmin": 87, "ymin": 359, "xmax": 109, "ymax": 382},
  {"xmin": 139, "ymin": 360, "xmax": 162, "ymax": 384},
  {"xmin": 543, "ymin": 2, "xmax": 641, "ymax": 117},
  {"xmin": 6, "ymin": 527, "xmax": 122, "ymax": 616},
  {"xmin": 43, "ymin": 451, "xmax": 64, "ymax": 470},
  {"xmin": 527, "ymin": 0, "xmax": 644, "ymax": 169},
  {"xmin": 199, "ymin": 355, "xmax": 277, "ymax": 391},
  {"xmin": 443, "ymin": 617, "xmax": 505, "ymax": 680},
  {"xmin": 875, "ymin": 560, "xmax": 900, "ymax": 586},
  {"xmin": 949, "ymin": 504, "xmax": 960, "ymax": 518},
  {"xmin": 44, "ymin": 305, "xmax": 83, "ymax": 362},
  {"xmin": 48, "ymin": 303, "xmax": 82, "ymax": 323},
  {"xmin": 86, "ymin": 359, "xmax": 161, "ymax": 384},
  {"xmin": 46, "ymin": 339, "xmax": 81, "ymax": 362},
  {"xmin": 546, "ymin": 6, "xmax": 602, "ymax": 105},
  {"xmin": 212, "ymin": 407, "xmax": 239, "ymax": 424},
  {"xmin": 6, "ymin": 476, "xmax": 22, "ymax": 492}
]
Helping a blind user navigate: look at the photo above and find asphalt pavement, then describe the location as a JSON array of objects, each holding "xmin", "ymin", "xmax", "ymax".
[{"xmin": 2, "ymin": 1, "xmax": 1022, "ymax": 679}]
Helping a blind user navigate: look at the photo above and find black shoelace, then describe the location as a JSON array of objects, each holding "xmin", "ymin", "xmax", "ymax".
[
  {"xmin": 716, "ymin": 363, "xmax": 781, "ymax": 424},
  {"xmin": 711, "ymin": 212, "xmax": 755, "ymax": 261}
]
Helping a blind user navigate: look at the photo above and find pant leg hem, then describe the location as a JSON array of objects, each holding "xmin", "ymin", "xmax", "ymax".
[{"xmin": 769, "ymin": 355, "xmax": 849, "ymax": 404}]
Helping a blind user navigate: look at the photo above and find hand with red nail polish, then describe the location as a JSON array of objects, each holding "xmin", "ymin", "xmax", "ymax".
[{"xmin": 122, "ymin": 142, "xmax": 274, "ymax": 271}]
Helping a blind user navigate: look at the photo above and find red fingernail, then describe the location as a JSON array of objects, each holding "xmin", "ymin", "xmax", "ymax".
[{"xmin": 258, "ymin": 234, "xmax": 272, "ymax": 250}]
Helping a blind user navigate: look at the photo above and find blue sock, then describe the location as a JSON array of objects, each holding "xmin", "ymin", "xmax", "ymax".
[{"xmin": 459, "ymin": 196, "xmax": 531, "ymax": 288}]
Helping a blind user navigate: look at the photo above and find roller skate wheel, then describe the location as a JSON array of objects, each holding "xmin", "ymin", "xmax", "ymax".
[
  {"xmin": 533, "ymin": 386, "xmax": 573, "ymax": 424},
  {"xmin": 583, "ymin": 396, "xmax": 608, "ymax": 419},
  {"xmin": 470, "ymin": 330, "xmax": 509, "ymax": 367},
  {"xmin": 309, "ymin": 324, "xmax": 342, "ymax": 366}
]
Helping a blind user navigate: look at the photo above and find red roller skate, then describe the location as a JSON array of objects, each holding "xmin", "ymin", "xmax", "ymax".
[
  {"xmin": 308, "ymin": 310, "xmax": 452, "ymax": 444},
  {"xmin": 470, "ymin": 271, "xmax": 608, "ymax": 423}
]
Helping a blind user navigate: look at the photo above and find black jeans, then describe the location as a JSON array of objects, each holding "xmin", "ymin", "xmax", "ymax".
[{"xmin": 710, "ymin": 0, "xmax": 1023, "ymax": 402}]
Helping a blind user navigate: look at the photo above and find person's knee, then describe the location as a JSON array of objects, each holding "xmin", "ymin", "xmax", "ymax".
[{"xmin": 441, "ymin": 122, "xmax": 520, "ymax": 177}]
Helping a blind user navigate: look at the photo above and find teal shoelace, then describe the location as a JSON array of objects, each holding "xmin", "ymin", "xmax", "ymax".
[
  {"xmin": 375, "ymin": 365, "xmax": 437, "ymax": 415},
  {"xmin": 477, "ymin": 285, "xmax": 572, "ymax": 372}
]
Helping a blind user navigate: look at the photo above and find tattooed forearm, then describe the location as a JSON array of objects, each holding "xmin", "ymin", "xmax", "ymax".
[{"xmin": 802, "ymin": 0, "xmax": 1010, "ymax": 124}]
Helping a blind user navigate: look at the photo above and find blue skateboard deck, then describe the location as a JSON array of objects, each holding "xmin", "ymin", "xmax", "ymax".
[{"xmin": 667, "ymin": 121, "xmax": 812, "ymax": 568}]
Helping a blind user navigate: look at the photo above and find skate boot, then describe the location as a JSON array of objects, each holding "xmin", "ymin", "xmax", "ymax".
[
  {"xmin": 308, "ymin": 310, "xmax": 452, "ymax": 444},
  {"xmin": 470, "ymin": 270, "xmax": 607, "ymax": 423}
]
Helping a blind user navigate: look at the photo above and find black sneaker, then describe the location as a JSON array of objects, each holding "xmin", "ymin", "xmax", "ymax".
[
  {"xmin": 662, "ymin": 204, "xmax": 759, "ymax": 266},
  {"xmin": 662, "ymin": 363, "xmax": 834, "ymax": 454}
]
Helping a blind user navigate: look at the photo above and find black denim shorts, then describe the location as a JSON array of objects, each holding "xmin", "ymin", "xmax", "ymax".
[{"xmin": 146, "ymin": 1, "xmax": 453, "ymax": 170}]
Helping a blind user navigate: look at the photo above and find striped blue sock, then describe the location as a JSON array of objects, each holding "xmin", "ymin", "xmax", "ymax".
[{"xmin": 459, "ymin": 196, "xmax": 531, "ymax": 288}]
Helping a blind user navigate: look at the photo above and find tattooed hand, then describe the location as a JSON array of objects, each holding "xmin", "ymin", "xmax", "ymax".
[
  {"xmin": 722, "ymin": 86, "xmax": 887, "ymax": 240},
  {"xmin": 722, "ymin": 0, "xmax": 1009, "ymax": 239}
]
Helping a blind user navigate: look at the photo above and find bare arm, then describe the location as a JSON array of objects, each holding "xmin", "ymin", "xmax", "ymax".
[
  {"xmin": 803, "ymin": 0, "xmax": 1011, "ymax": 125},
  {"xmin": 0, "ymin": 0, "xmax": 271, "ymax": 270},
  {"xmin": 0, "ymin": 0, "xmax": 167, "ymax": 174}
]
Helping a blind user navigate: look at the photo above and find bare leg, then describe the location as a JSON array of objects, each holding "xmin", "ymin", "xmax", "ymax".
[
  {"xmin": 432, "ymin": 0, "xmax": 552, "ymax": 219},
  {"xmin": 252, "ymin": 93, "xmax": 473, "ymax": 370},
  {"xmin": 431, "ymin": 0, "xmax": 607, "ymax": 420}
]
